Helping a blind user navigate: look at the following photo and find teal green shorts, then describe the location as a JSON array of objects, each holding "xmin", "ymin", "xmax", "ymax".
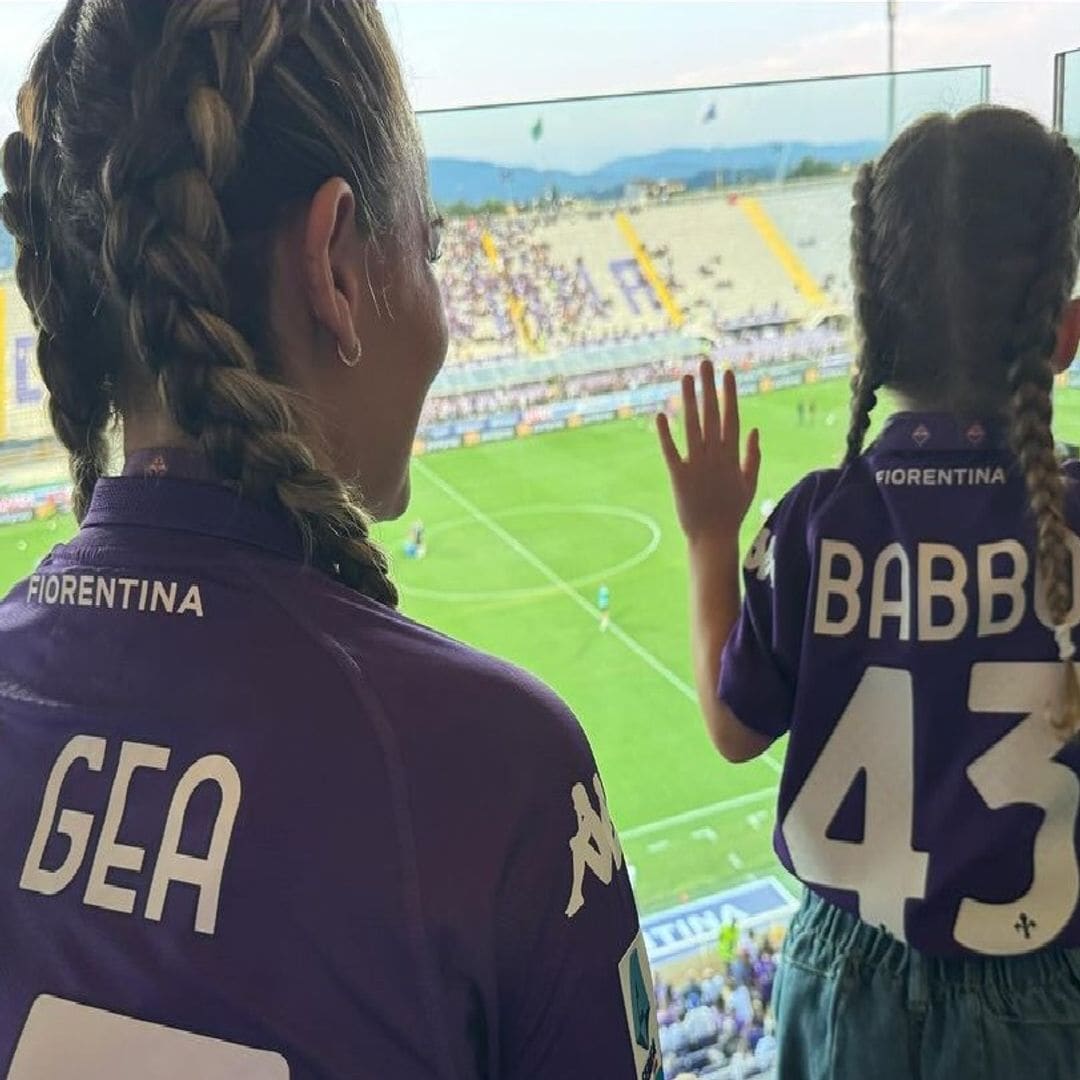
[{"xmin": 774, "ymin": 890, "xmax": 1080, "ymax": 1080}]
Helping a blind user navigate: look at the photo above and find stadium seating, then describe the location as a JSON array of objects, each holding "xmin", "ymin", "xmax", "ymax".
[
  {"xmin": 436, "ymin": 184, "xmax": 850, "ymax": 368},
  {"xmin": 656, "ymin": 927, "xmax": 780, "ymax": 1080},
  {"xmin": 756, "ymin": 179, "xmax": 854, "ymax": 309},
  {"xmin": 627, "ymin": 195, "xmax": 810, "ymax": 332}
]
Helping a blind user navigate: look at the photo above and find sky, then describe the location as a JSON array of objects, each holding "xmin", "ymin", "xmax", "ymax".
[{"xmin": 0, "ymin": 1, "xmax": 1077, "ymax": 171}]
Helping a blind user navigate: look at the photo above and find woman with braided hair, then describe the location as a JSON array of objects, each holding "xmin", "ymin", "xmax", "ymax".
[
  {"xmin": 0, "ymin": 2, "xmax": 658, "ymax": 1077},
  {"xmin": 659, "ymin": 106, "xmax": 1080, "ymax": 1079}
]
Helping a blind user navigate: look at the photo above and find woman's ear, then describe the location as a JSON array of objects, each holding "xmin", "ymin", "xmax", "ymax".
[
  {"xmin": 1052, "ymin": 296, "xmax": 1080, "ymax": 374},
  {"xmin": 303, "ymin": 177, "xmax": 366, "ymax": 360}
]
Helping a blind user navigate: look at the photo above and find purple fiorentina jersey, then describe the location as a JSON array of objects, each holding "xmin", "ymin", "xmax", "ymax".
[
  {"xmin": 0, "ymin": 452, "xmax": 662, "ymax": 1079},
  {"xmin": 721, "ymin": 412, "xmax": 1080, "ymax": 958}
]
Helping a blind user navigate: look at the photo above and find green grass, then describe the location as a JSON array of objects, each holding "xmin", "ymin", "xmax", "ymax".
[
  {"xmin": 10, "ymin": 379, "xmax": 1080, "ymax": 915},
  {"xmin": 0, "ymin": 514, "xmax": 74, "ymax": 587},
  {"xmin": 376, "ymin": 380, "xmax": 857, "ymax": 913}
]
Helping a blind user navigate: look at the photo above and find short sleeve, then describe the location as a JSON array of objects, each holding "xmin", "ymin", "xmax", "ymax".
[
  {"xmin": 495, "ymin": 701, "xmax": 662, "ymax": 1080},
  {"xmin": 718, "ymin": 479, "xmax": 815, "ymax": 738}
]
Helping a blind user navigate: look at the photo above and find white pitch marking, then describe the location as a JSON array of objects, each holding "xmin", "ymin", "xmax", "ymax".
[
  {"xmin": 621, "ymin": 787, "xmax": 775, "ymax": 840},
  {"xmin": 728, "ymin": 852, "xmax": 745, "ymax": 870},
  {"xmin": 413, "ymin": 459, "xmax": 785, "ymax": 776},
  {"xmin": 691, "ymin": 826, "xmax": 720, "ymax": 843},
  {"xmin": 646, "ymin": 840, "xmax": 671, "ymax": 854},
  {"xmin": 404, "ymin": 503, "xmax": 661, "ymax": 603}
]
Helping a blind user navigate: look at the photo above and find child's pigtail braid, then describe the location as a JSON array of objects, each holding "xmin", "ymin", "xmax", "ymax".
[
  {"xmin": 845, "ymin": 161, "xmax": 887, "ymax": 464},
  {"xmin": 1006, "ymin": 137, "xmax": 1080, "ymax": 737}
]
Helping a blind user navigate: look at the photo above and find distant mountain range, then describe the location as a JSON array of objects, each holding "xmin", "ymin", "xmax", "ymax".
[{"xmin": 429, "ymin": 139, "xmax": 882, "ymax": 206}]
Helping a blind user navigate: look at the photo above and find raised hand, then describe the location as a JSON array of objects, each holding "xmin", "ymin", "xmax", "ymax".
[{"xmin": 657, "ymin": 360, "xmax": 761, "ymax": 546}]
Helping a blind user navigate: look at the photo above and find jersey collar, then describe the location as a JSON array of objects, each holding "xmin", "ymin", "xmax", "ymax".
[
  {"xmin": 81, "ymin": 448, "xmax": 304, "ymax": 560},
  {"xmin": 872, "ymin": 412, "xmax": 1009, "ymax": 455}
]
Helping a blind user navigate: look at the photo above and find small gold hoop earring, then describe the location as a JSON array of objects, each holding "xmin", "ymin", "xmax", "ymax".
[{"xmin": 338, "ymin": 339, "xmax": 362, "ymax": 368}]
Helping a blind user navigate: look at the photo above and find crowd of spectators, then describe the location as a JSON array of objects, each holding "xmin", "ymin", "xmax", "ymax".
[
  {"xmin": 435, "ymin": 204, "xmax": 849, "ymax": 367},
  {"xmin": 437, "ymin": 214, "xmax": 616, "ymax": 360},
  {"xmin": 419, "ymin": 322, "xmax": 846, "ymax": 428},
  {"xmin": 657, "ymin": 929, "xmax": 780, "ymax": 1080}
]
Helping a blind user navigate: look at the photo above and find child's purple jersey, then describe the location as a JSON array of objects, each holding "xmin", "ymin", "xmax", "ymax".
[
  {"xmin": 721, "ymin": 412, "xmax": 1080, "ymax": 958},
  {"xmin": 0, "ymin": 452, "xmax": 662, "ymax": 1079}
]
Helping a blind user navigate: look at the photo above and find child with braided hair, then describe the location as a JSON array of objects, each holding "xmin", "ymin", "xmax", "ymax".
[
  {"xmin": 660, "ymin": 106, "xmax": 1080, "ymax": 1079},
  {"xmin": 0, "ymin": 2, "xmax": 660, "ymax": 1077}
]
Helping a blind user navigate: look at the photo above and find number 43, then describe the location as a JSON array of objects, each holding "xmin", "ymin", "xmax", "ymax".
[{"xmin": 782, "ymin": 663, "xmax": 1080, "ymax": 954}]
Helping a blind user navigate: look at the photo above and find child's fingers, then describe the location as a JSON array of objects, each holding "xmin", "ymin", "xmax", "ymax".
[
  {"xmin": 701, "ymin": 359, "xmax": 721, "ymax": 443},
  {"xmin": 656, "ymin": 412, "xmax": 683, "ymax": 474},
  {"xmin": 681, "ymin": 373, "xmax": 702, "ymax": 456},
  {"xmin": 722, "ymin": 367, "xmax": 740, "ymax": 454},
  {"xmin": 742, "ymin": 428, "xmax": 762, "ymax": 497}
]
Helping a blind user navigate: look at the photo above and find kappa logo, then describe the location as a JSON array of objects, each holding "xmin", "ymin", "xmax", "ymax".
[
  {"xmin": 146, "ymin": 455, "xmax": 168, "ymax": 477},
  {"xmin": 565, "ymin": 773, "xmax": 623, "ymax": 918},
  {"xmin": 965, "ymin": 422, "xmax": 986, "ymax": 447},
  {"xmin": 744, "ymin": 527, "xmax": 775, "ymax": 586},
  {"xmin": 912, "ymin": 423, "xmax": 931, "ymax": 447}
]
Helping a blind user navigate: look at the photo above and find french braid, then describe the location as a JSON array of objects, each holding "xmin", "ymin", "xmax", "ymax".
[{"xmin": 7, "ymin": 0, "xmax": 427, "ymax": 604}]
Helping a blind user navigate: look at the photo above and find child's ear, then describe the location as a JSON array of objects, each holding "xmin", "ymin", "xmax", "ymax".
[{"xmin": 1052, "ymin": 296, "xmax": 1080, "ymax": 374}]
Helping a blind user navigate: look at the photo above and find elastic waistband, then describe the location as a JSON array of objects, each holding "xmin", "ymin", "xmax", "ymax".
[{"xmin": 791, "ymin": 889, "xmax": 1080, "ymax": 998}]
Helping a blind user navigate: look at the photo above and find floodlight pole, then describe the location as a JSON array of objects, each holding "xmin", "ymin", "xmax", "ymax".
[{"xmin": 887, "ymin": 0, "xmax": 898, "ymax": 139}]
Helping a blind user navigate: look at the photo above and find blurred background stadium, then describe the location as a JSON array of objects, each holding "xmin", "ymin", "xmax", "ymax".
[{"xmin": 2, "ymin": 5, "xmax": 1079, "ymax": 1076}]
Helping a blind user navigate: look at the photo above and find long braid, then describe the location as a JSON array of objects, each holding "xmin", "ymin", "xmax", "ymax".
[
  {"xmin": 95, "ymin": 0, "xmax": 397, "ymax": 604},
  {"xmin": 844, "ymin": 161, "xmax": 886, "ymax": 464},
  {"xmin": 0, "ymin": 2, "xmax": 113, "ymax": 520},
  {"xmin": 1005, "ymin": 136, "xmax": 1080, "ymax": 735}
]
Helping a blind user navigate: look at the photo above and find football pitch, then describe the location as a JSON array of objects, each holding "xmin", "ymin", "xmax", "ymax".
[{"xmin": 7, "ymin": 379, "xmax": 1080, "ymax": 914}]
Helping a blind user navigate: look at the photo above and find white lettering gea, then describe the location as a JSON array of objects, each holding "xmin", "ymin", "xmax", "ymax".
[
  {"xmin": 84, "ymin": 742, "xmax": 171, "ymax": 916},
  {"xmin": 20, "ymin": 735, "xmax": 240, "ymax": 935},
  {"xmin": 814, "ymin": 534, "xmax": 1080, "ymax": 641}
]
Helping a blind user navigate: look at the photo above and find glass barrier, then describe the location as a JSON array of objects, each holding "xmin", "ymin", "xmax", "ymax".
[
  {"xmin": 1054, "ymin": 47, "xmax": 1080, "ymax": 150},
  {"xmin": 419, "ymin": 65, "xmax": 990, "ymax": 375},
  {"xmin": 2, "ymin": 67, "xmax": 989, "ymax": 932},
  {"xmin": 402, "ymin": 65, "xmax": 987, "ymax": 919}
]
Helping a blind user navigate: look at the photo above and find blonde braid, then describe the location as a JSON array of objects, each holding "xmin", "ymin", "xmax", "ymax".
[
  {"xmin": 98, "ymin": 0, "xmax": 397, "ymax": 604},
  {"xmin": 1006, "ymin": 137, "xmax": 1080, "ymax": 736}
]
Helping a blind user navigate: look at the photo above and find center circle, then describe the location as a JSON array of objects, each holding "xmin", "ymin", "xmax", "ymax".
[{"xmin": 402, "ymin": 504, "xmax": 662, "ymax": 603}]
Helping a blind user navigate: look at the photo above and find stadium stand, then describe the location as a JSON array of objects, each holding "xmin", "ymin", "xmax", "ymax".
[
  {"xmin": 437, "ymin": 185, "xmax": 850, "ymax": 368},
  {"xmin": 0, "ymin": 275, "xmax": 69, "ymax": 497},
  {"xmin": 655, "ymin": 926, "xmax": 781, "ymax": 1080},
  {"xmin": 0, "ymin": 276, "xmax": 48, "ymax": 445},
  {"xmin": 627, "ymin": 194, "xmax": 812, "ymax": 331},
  {"xmin": 757, "ymin": 179, "xmax": 855, "ymax": 309},
  {"xmin": 419, "ymin": 324, "xmax": 846, "ymax": 427},
  {"xmin": 1, "ymin": 180, "xmax": 852, "ymax": 499}
]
